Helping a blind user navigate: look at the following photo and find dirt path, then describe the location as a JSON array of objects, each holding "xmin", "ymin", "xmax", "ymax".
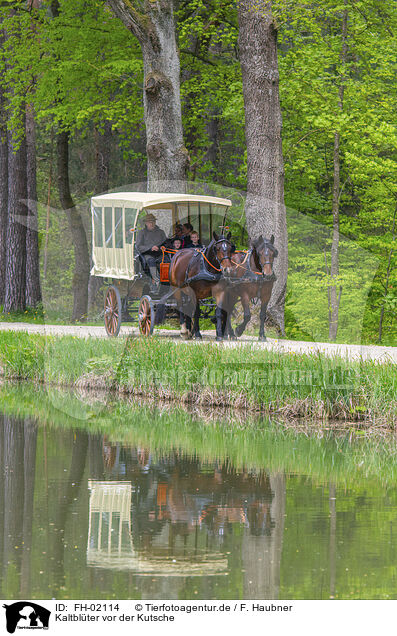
[{"xmin": 0, "ymin": 321, "xmax": 395, "ymax": 363}]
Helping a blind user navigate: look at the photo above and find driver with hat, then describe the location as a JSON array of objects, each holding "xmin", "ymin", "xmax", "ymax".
[{"xmin": 136, "ymin": 213, "xmax": 167, "ymax": 292}]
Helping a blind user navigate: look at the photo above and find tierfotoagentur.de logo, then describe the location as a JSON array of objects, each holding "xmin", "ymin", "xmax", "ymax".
[{"xmin": 2, "ymin": 602, "xmax": 51, "ymax": 633}]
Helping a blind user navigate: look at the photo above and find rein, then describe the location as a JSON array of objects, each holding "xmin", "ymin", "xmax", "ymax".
[
  {"xmin": 160, "ymin": 246, "xmax": 177, "ymax": 264},
  {"xmin": 233, "ymin": 249, "xmax": 262, "ymax": 276},
  {"xmin": 201, "ymin": 238, "xmax": 233, "ymax": 272},
  {"xmin": 201, "ymin": 250, "xmax": 221, "ymax": 272},
  {"xmin": 233, "ymin": 248, "xmax": 274, "ymax": 277}
]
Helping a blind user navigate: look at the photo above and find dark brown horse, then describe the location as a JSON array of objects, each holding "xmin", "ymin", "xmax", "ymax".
[
  {"xmin": 225, "ymin": 235, "xmax": 278, "ymax": 341},
  {"xmin": 169, "ymin": 232, "xmax": 234, "ymax": 340}
]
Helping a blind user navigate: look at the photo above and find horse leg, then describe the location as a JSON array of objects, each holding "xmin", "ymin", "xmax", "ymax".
[
  {"xmin": 235, "ymin": 296, "xmax": 251, "ymax": 338},
  {"xmin": 226, "ymin": 314, "xmax": 236, "ymax": 340},
  {"xmin": 214, "ymin": 306, "xmax": 225, "ymax": 341},
  {"xmin": 221, "ymin": 308, "xmax": 228, "ymax": 338},
  {"xmin": 174, "ymin": 290, "xmax": 189, "ymax": 339},
  {"xmin": 184, "ymin": 313, "xmax": 193, "ymax": 338},
  {"xmin": 224, "ymin": 293, "xmax": 237, "ymax": 340},
  {"xmin": 259, "ymin": 301, "xmax": 268, "ymax": 341},
  {"xmin": 192, "ymin": 303, "xmax": 202, "ymax": 339},
  {"xmin": 179, "ymin": 311, "xmax": 187, "ymax": 334}
]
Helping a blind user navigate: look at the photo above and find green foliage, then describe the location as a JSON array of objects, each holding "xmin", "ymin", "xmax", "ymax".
[
  {"xmin": 1, "ymin": 0, "xmax": 396, "ymax": 343},
  {"xmin": 273, "ymin": 0, "xmax": 397, "ymax": 342}
]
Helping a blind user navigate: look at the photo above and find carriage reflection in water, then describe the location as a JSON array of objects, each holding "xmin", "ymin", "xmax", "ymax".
[
  {"xmin": 86, "ymin": 480, "xmax": 228, "ymax": 575},
  {"xmin": 90, "ymin": 192, "xmax": 232, "ymax": 337}
]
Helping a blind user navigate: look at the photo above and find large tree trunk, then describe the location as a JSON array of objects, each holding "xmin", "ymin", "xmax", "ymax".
[
  {"xmin": 4, "ymin": 114, "xmax": 28, "ymax": 313},
  {"xmin": 95, "ymin": 121, "xmax": 111, "ymax": 194},
  {"xmin": 378, "ymin": 203, "xmax": 396, "ymax": 342},
  {"xmin": 57, "ymin": 131, "xmax": 90, "ymax": 322},
  {"xmin": 328, "ymin": 6, "xmax": 347, "ymax": 341},
  {"xmin": 237, "ymin": 0, "xmax": 288, "ymax": 334},
  {"xmin": 25, "ymin": 103, "xmax": 42, "ymax": 308},
  {"xmin": 88, "ymin": 123, "xmax": 112, "ymax": 312},
  {"xmin": 0, "ymin": 52, "xmax": 7, "ymax": 307},
  {"xmin": 106, "ymin": 0, "xmax": 189, "ymax": 191}
]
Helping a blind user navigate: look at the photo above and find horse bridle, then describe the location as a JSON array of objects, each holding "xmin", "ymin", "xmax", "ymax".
[
  {"xmin": 255, "ymin": 242, "xmax": 277, "ymax": 274},
  {"xmin": 213, "ymin": 238, "xmax": 233, "ymax": 268}
]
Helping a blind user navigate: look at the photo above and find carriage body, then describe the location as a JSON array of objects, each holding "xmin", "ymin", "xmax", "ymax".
[{"xmin": 90, "ymin": 192, "xmax": 232, "ymax": 336}]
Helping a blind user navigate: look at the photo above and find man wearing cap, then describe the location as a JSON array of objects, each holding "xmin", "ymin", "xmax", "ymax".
[{"xmin": 136, "ymin": 213, "xmax": 167, "ymax": 291}]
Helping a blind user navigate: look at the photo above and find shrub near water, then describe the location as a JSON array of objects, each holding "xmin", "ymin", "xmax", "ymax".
[{"xmin": 0, "ymin": 332, "xmax": 395, "ymax": 422}]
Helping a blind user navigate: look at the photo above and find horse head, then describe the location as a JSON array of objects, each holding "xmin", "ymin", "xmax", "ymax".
[
  {"xmin": 211, "ymin": 231, "xmax": 234, "ymax": 276},
  {"xmin": 251, "ymin": 234, "xmax": 278, "ymax": 280}
]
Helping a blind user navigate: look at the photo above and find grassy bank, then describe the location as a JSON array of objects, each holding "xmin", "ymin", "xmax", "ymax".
[
  {"xmin": 2, "ymin": 382, "xmax": 397, "ymax": 486},
  {"xmin": 0, "ymin": 331, "xmax": 396, "ymax": 424}
]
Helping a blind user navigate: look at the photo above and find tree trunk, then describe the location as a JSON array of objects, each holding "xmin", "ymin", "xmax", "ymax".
[
  {"xmin": 4, "ymin": 115, "xmax": 28, "ymax": 313},
  {"xmin": 106, "ymin": 0, "xmax": 189, "ymax": 191},
  {"xmin": 378, "ymin": 203, "xmax": 396, "ymax": 342},
  {"xmin": 0, "ymin": 51, "xmax": 7, "ymax": 307},
  {"xmin": 95, "ymin": 121, "xmax": 111, "ymax": 194},
  {"xmin": 328, "ymin": 6, "xmax": 347, "ymax": 341},
  {"xmin": 25, "ymin": 102, "xmax": 42, "ymax": 307},
  {"xmin": 57, "ymin": 130, "xmax": 90, "ymax": 322},
  {"xmin": 237, "ymin": 0, "xmax": 288, "ymax": 334},
  {"xmin": 51, "ymin": 431, "xmax": 88, "ymax": 592},
  {"xmin": 88, "ymin": 123, "xmax": 112, "ymax": 312},
  {"xmin": 329, "ymin": 482, "xmax": 336, "ymax": 598},
  {"xmin": 3, "ymin": 417, "xmax": 24, "ymax": 575},
  {"xmin": 329, "ymin": 131, "xmax": 341, "ymax": 341},
  {"xmin": 20, "ymin": 419, "xmax": 38, "ymax": 597}
]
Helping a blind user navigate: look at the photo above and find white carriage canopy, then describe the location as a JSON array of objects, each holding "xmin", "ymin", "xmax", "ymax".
[{"xmin": 90, "ymin": 192, "xmax": 232, "ymax": 280}]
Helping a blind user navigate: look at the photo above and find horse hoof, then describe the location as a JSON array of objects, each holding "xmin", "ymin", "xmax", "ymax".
[
  {"xmin": 193, "ymin": 332, "xmax": 202, "ymax": 340},
  {"xmin": 258, "ymin": 335, "xmax": 267, "ymax": 342},
  {"xmin": 215, "ymin": 336, "xmax": 224, "ymax": 342},
  {"xmin": 229, "ymin": 334, "xmax": 237, "ymax": 341}
]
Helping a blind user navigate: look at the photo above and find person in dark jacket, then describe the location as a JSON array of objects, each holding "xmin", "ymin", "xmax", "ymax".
[
  {"xmin": 181, "ymin": 222, "xmax": 193, "ymax": 247},
  {"xmin": 164, "ymin": 223, "xmax": 185, "ymax": 249},
  {"xmin": 136, "ymin": 213, "xmax": 166, "ymax": 291}
]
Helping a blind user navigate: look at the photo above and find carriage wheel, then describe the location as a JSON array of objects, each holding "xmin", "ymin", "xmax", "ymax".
[
  {"xmin": 104, "ymin": 285, "xmax": 122, "ymax": 337},
  {"xmin": 138, "ymin": 295, "xmax": 155, "ymax": 336}
]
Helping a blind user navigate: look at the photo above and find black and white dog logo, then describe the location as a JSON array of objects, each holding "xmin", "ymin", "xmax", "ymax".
[{"xmin": 3, "ymin": 602, "xmax": 51, "ymax": 633}]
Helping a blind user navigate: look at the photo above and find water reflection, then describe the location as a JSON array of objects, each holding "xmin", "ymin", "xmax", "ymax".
[
  {"xmin": 0, "ymin": 413, "xmax": 286, "ymax": 599},
  {"xmin": 1, "ymin": 407, "xmax": 397, "ymax": 600},
  {"xmin": 86, "ymin": 436, "xmax": 285, "ymax": 594}
]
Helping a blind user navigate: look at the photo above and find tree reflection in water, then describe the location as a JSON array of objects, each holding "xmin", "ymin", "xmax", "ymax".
[{"xmin": 0, "ymin": 412, "xmax": 285, "ymax": 599}]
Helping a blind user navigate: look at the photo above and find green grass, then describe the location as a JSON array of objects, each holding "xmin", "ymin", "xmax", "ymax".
[
  {"xmin": 0, "ymin": 331, "xmax": 395, "ymax": 423},
  {"xmin": 0, "ymin": 304, "xmax": 104, "ymax": 326}
]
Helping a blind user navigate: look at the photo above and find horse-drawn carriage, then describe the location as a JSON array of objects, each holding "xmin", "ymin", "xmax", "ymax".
[{"xmin": 91, "ymin": 191, "xmax": 278, "ymax": 340}]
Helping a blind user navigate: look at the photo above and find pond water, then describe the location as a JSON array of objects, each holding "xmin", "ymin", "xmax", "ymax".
[{"xmin": 1, "ymin": 385, "xmax": 397, "ymax": 600}]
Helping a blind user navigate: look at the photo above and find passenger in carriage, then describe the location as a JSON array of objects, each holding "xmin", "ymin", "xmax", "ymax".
[
  {"xmin": 181, "ymin": 222, "xmax": 193, "ymax": 247},
  {"xmin": 190, "ymin": 231, "xmax": 203, "ymax": 249},
  {"xmin": 172, "ymin": 238, "xmax": 183, "ymax": 250},
  {"xmin": 165, "ymin": 224, "xmax": 185, "ymax": 249},
  {"xmin": 136, "ymin": 213, "xmax": 167, "ymax": 292}
]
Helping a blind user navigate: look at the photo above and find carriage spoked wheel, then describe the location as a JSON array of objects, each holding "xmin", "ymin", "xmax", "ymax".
[
  {"xmin": 138, "ymin": 295, "xmax": 155, "ymax": 336},
  {"xmin": 104, "ymin": 285, "xmax": 122, "ymax": 337}
]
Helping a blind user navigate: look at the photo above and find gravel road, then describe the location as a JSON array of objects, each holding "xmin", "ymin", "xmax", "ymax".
[{"xmin": 1, "ymin": 321, "xmax": 395, "ymax": 363}]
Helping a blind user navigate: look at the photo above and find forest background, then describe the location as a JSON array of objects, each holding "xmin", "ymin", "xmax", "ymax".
[{"xmin": 0, "ymin": 0, "xmax": 395, "ymax": 345}]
